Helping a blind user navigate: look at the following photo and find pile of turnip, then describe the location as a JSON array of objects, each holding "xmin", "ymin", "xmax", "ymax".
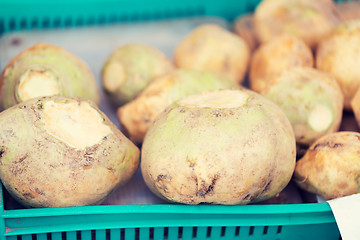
[{"xmin": 0, "ymin": 0, "xmax": 359, "ymax": 208}]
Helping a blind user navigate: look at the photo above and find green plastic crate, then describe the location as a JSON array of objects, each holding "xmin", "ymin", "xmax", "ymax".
[{"xmin": 0, "ymin": 0, "xmax": 346, "ymax": 239}]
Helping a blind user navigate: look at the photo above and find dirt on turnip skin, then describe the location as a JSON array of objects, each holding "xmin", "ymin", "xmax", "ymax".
[
  {"xmin": 295, "ymin": 131, "xmax": 360, "ymax": 199},
  {"xmin": 141, "ymin": 89, "xmax": 296, "ymax": 205},
  {"xmin": 0, "ymin": 96, "xmax": 139, "ymax": 208}
]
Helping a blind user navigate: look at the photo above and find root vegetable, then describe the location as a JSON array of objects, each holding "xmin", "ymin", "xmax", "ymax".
[
  {"xmin": 336, "ymin": 1, "xmax": 360, "ymax": 22},
  {"xmin": 351, "ymin": 87, "xmax": 360, "ymax": 128},
  {"xmin": 118, "ymin": 69, "xmax": 238, "ymax": 145},
  {"xmin": 101, "ymin": 43, "xmax": 174, "ymax": 106},
  {"xmin": 141, "ymin": 89, "xmax": 296, "ymax": 205},
  {"xmin": 254, "ymin": 0, "xmax": 340, "ymax": 48},
  {"xmin": 173, "ymin": 24, "xmax": 250, "ymax": 84},
  {"xmin": 262, "ymin": 67, "xmax": 344, "ymax": 146},
  {"xmin": 0, "ymin": 96, "xmax": 139, "ymax": 208},
  {"xmin": 233, "ymin": 14, "xmax": 259, "ymax": 52},
  {"xmin": 0, "ymin": 43, "xmax": 100, "ymax": 110},
  {"xmin": 316, "ymin": 20, "xmax": 360, "ymax": 110},
  {"xmin": 249, "ymin": 34, "xmax": 314, "ymax": 93},
  {"xmin": 294, "ymin": 131, "xmax": 360, "ymax": 199}
]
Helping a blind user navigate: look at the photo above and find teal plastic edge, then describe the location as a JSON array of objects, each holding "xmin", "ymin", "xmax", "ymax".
[
  {"xmin": 3, "ymin": 202, "xmax": 333, "ymax": 217},
  {"xmin": 0, "ymin": 0, "xmax": 261, "ymax": 35},
  {"xmin": 0, "ymin": 182, "xmax": 5, "ymax": 239},
  {"xmin": 2, "ymin": 202, "xmax": 336, "ymax": 236},
  {"xmin": 0, "ymin": 175, "xmax": 337, "ymax": 237}
]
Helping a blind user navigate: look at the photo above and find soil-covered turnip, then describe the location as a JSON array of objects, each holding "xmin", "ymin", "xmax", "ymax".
[
  {"xmin": 316, "ymin": 20, "xmax": 360, "ymax": 110},
  {"xmin": 118, "ymin": 69, "xmax": 238, "ymax": 145},
  {"xmin": 262, "ymin": 67, "xmax": 344, "ymax": 146},
  {"xmin": 249, "ymin": 34, "xmax": 314, "ymax": 93},
  {"xmin": 141, "ymin": 89, "xmax": 296, "ymax": 205},
  {"xmin": 294, "ymin": 131, "xmax": 360, "ymax": 199},
  {"xmin": 0, "ymin": 43, "xmax": 100, "ymax": 110},
  {"xmin": 173, "ymin": 24, "xmax": 250, "ymax": 84},
  {"xmin": 336, "ymin": 1, "xmax": 360, "ymax": 22},
  {"xmin": 254, "ymin": 0, "xmax": 340, "ymax": 48},
  {"xmin": 233, "ymin": 14, "xmax": 259, "ymax": 52},
  {"xmin": 101, "ymin": 43, "xmax": 174, "ymax": 106},
  {"xmin": 351, "ymin": 87, "xmax": 360, "ymax": 128},
  {"xmin": 0, "ymin": 96, "xmax": 139, "ymax": 208}
]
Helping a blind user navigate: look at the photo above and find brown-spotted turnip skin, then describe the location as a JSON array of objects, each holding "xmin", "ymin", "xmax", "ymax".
[
  {"xmin": 141, "ymin": 89, "xmax": 296, "ymax": 205},
  {"xmin": 0, "ymin": 96, "xmax": 139, "ymax": 208},
  {"xmin": 295, "ymin": 131, "xmax": 360, "ymax": 199}
]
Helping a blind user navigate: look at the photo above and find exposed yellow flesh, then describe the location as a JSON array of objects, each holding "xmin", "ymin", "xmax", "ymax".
[
  {"xmin": 18, "ymin": 70, "xmax": 60, "ymax": 101},
  {"xmin": 308, "ymin": 104, "xmax": 332, "ymax": 132},
  {"xmin": 42, "ymin": 100, "xmax": 112, "ymax": 149},
  {"xmin": 178, "ymin": 90, "xmax": 249, "ymax": 109},
  {"xmin": 103, "ymin": 61, "xmax": 126, "ymax": 92}
]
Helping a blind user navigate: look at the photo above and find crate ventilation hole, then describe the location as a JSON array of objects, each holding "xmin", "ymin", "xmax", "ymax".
[
  {"xmin": 0, "ymin": 6, "xmax": 206, "ymax": 35},
  {"xmin": 15, "ymin": 225, "xmax": 286, "ymax": 240}
]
